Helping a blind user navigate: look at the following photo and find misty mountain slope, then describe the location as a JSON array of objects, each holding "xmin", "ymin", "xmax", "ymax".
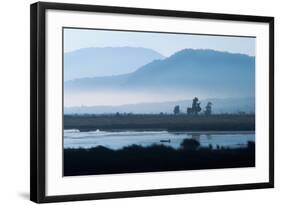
[
  {"xmin": 65, "ymin": 49, "xmax": 255, "ymax": 98},
  {"xmin": 126, "ymin": 49, "xmax": 255, "ymax": 91},
  {"xmin": 64, "ymin": 47, "xmax": 165, "ymax": 81}
]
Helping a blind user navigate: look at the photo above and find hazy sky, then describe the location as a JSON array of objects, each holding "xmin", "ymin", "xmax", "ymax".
[{"xmin": 64, "ymin": 28, "xmax": 255, "ymax": 57}]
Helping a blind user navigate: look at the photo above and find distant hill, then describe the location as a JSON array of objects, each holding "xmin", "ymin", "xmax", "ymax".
[
  {"xmin": 64, "ymin": 97, "xmax": 255, "ymax": 114},
  {"xmin": 65, "ymin": 49, "xmax": 255, "ymax": 98},
  {"xmin": 64, "ymin": 47, "xmax": 164, "ymax": 81}
]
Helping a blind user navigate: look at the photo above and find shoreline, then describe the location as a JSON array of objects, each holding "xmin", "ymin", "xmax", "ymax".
[{"xmin": 64, "ymin": 114, "xmax": 255, "ymax": 132}]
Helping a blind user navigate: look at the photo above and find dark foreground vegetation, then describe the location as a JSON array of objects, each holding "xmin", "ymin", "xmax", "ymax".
[
  {"xmin": 64, "ymin": 140, "xmax": 255, "ymax": 176},
  {"xmin": 64, "ymin": 114, "xmax": 255, "ymax": 131}
]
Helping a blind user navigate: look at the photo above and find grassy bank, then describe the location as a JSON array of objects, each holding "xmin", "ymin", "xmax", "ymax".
[
  {"xmin": 64, "ymin": 114, "xmax": 255, "ymax": 131},
  {"xmin": 64, "ymin": 140, "xmax": 255, "ymax": 176}
]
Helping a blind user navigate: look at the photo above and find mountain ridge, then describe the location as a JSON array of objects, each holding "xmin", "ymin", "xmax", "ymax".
[
  {"xmin": 64, "ymin": 46, "xmax": 165, "ymax": 81},
  {"xmin": 65, "ymin": 48, "xmax": 255, "ymax": 99}
]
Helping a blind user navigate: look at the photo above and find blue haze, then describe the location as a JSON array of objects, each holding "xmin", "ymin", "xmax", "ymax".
[
  {"xmin": 65, "ymin": 49, "xmax": 255, "ymax": 105},
  {"xmin": 64, "ymin": 47, "xmax": 164, "ymax": 81},
  {"xmin": 64, "ymin": 29, "xmax": 255, "ymax": 112}
]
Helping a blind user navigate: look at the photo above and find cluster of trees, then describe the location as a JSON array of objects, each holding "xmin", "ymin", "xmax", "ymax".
[{"xmin": 174, "ymin": 97, "xmax": 212, "ymax": 116}]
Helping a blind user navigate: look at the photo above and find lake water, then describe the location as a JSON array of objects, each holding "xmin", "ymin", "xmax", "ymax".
[{"xmin": 64, "ymin": 129, "xmax": 255, "ymax": 150}]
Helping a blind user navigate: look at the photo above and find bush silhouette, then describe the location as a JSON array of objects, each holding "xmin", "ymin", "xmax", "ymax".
[
  {"xmin": 64, "ymin": 141, "xmax": 255, "ymax": 176},
  {"xmin": 180, "ymin": 139, "xmax": 200, "ymax": 151}
]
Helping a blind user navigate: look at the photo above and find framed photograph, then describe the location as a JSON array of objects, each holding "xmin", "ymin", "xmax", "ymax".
[{"xmin": 30, "ymin": 2, "xmax": 274, "ymax": 203}]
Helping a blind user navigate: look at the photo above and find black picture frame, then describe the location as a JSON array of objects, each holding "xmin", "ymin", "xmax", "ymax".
[{"xmin": 30, "ymin": 1, "xmax": 274, "ymax": 203}]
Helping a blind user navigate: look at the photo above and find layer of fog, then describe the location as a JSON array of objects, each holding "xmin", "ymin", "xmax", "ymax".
[{"xmin": 64, "ymin": 90, "xmax": 212, "ymax": 107}]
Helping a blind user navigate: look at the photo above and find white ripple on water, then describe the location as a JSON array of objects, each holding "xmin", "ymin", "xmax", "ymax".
[{"xmin": 64, "ymin": 129, "xmax": 255, "ymax": 150}]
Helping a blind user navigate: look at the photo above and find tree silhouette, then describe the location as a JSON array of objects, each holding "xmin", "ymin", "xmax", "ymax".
[
  {"xmin": 174, "ymin": 105, "xmax": 180, "ymax": 115},
  {"xmin": 191, "ymin": 97, "xmax": 201, "ymax": 115},
  {"xmin": 204, "ymin": 102, "xmax": 212, "ymax": 116},
  {"xmin": 187, "ymin": 97, "xmax": 201, "ymax": 115}
]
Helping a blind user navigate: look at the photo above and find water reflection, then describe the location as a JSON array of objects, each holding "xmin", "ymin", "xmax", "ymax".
[
  {"xmin": 64, "ymin": 130, "xmax": 255, "ymax": 150},
  {"xmin": 206, "ymin": 134, "xmax": 212, "ymax": 140},
  {"xmin": 191, "ymin": 133, "xmax": 201, "ymax": 142}
]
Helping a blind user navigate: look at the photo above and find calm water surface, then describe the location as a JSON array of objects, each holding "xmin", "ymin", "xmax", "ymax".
[{"xmin": 64, "ymin": 130, "xmax": 255, "ymax": 150}]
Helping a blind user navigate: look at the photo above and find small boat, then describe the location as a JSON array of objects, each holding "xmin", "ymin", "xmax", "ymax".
[{"xmin": 160, "ymin": 139, "xmax": 171, "ymax": 143}]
